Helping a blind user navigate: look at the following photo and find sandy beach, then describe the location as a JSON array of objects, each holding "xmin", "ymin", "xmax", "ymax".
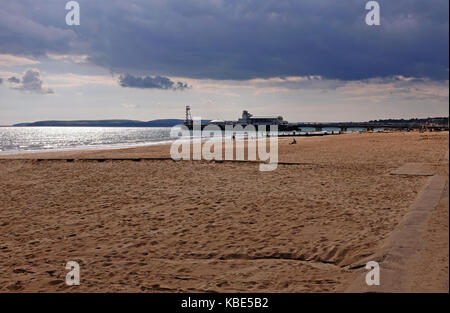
[{"xmin": 0, "ymin": 131, "xmax": 448, "ymax": 292}]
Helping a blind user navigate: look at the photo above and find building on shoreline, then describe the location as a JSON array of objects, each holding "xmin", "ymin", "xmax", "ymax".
[
  {"xmin": 237, "ymin": 110, "xmax": 287, "ymax": 126},
  {"xmin": 207, "ymin": 110, "xmax": 288, "ymax": 127}
]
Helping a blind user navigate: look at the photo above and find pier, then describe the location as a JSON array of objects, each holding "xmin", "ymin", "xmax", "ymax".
[
  {"xmin": 279, "ymin": 122, "xmax": 449, "ymax": 132},
  {"xmin": 185, "ymin": 122, "xmax": 448, "ymax": 133},
  {"xmin": 184, "ymin": 107, "xmax": 449, "ymax": 133}
]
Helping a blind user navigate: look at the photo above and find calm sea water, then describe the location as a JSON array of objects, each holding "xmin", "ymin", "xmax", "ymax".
[
  {"xmin": 0, "ymin": 126, "xmax": 377, "ymax": 155},
  {"xmin": 0, "ymin": 127, "xmax": 175, "ymax": 155}
]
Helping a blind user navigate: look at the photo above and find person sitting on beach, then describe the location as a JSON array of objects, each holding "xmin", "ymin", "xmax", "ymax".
[{"xmin": 290, "ymin": 138, "xmax": 297, "ymax": 145}]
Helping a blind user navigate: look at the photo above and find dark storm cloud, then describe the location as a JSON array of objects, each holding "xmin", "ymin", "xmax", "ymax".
[
  {"xmin": 0, "ymin": 0, "xmax": 448, "ymax": 81},
  {"xmin": 118, "ymin": 74, "xmax": 189, "ymax": 90}
]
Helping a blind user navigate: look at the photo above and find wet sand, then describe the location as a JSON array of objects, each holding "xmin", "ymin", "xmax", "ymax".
[{"xmin": 0, "ymin": 131, "xmax": 448, "ymax": 292}]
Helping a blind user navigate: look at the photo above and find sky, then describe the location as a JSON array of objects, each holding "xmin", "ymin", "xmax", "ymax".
[{"xmin": 0, "ymin": 0, "xmax": 448, "ymax": 125}]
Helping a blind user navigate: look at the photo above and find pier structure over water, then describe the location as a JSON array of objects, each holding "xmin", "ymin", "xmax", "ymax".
[
  {"xmin": 282, "ymin": 122, "xmax": 449, "ymax": 132},
  {"xmin": 183, "ymin": 107, "xmax": 449, "ymax": 132},
  {"xmin": 185, "ymin": 122, "xmax": 448, "ymax": 133}
]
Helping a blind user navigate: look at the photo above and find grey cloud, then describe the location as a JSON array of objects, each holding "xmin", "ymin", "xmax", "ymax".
[
  {"xmin": 11, "ymin": 69, "xmax": 54, "ymax": 94},
  {"xmin": 118, "ymin": 74, "xmax": 189, "ymax": 91},
  {"xmin": 0, "ymin": 78, "xmax": 2, "ymax": 84},
  {"xmin": 7, "ymin": 76, "xmax": 20, "ymax": 84}
]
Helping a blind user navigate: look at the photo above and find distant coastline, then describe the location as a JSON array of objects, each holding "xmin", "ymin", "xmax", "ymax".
[
  {"xmin": 12, "ymin": 119, "xmax": 187, "ymax": 127},
  {"xmin": 9, "ymin": 117, "xmax": 448, "ymax": 127}
]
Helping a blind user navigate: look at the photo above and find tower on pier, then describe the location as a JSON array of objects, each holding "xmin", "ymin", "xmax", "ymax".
[{"xmin": 185, "ymin": 106, "xmax": 193, "ymax": 127}]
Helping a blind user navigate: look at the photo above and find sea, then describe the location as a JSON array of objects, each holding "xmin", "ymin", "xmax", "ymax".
[
  {"xmin": 0, "ymin": 127, "xmax": 175, "ymax": 155},
  {"xmin": 0, "ymin": 126, "xmax": 375, "ymax": 155}
]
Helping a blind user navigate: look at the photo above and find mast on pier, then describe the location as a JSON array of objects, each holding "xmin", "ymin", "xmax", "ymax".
[{"xmin": 185, "ymin": 105, "xmax": 193, "ymax": 127}]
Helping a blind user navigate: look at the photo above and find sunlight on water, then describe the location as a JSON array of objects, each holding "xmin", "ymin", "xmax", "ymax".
[
  {"xmin": 0, "ymin": 126, "xmax": 376, "ymax": 155},
  {"xmin": 0, "ymin": 127, "xmax": 173, "ymax": 154}
]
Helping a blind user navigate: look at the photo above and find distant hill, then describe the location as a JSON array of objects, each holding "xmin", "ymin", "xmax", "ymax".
[{"xmin": 13, "ymin": 119, "xmax": 191, "ymax": 127}]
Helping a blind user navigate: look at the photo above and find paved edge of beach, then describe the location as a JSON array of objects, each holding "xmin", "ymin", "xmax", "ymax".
[{"xmin": 347, "ymin": 153, "xmax": 449, "ymax": 293}]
